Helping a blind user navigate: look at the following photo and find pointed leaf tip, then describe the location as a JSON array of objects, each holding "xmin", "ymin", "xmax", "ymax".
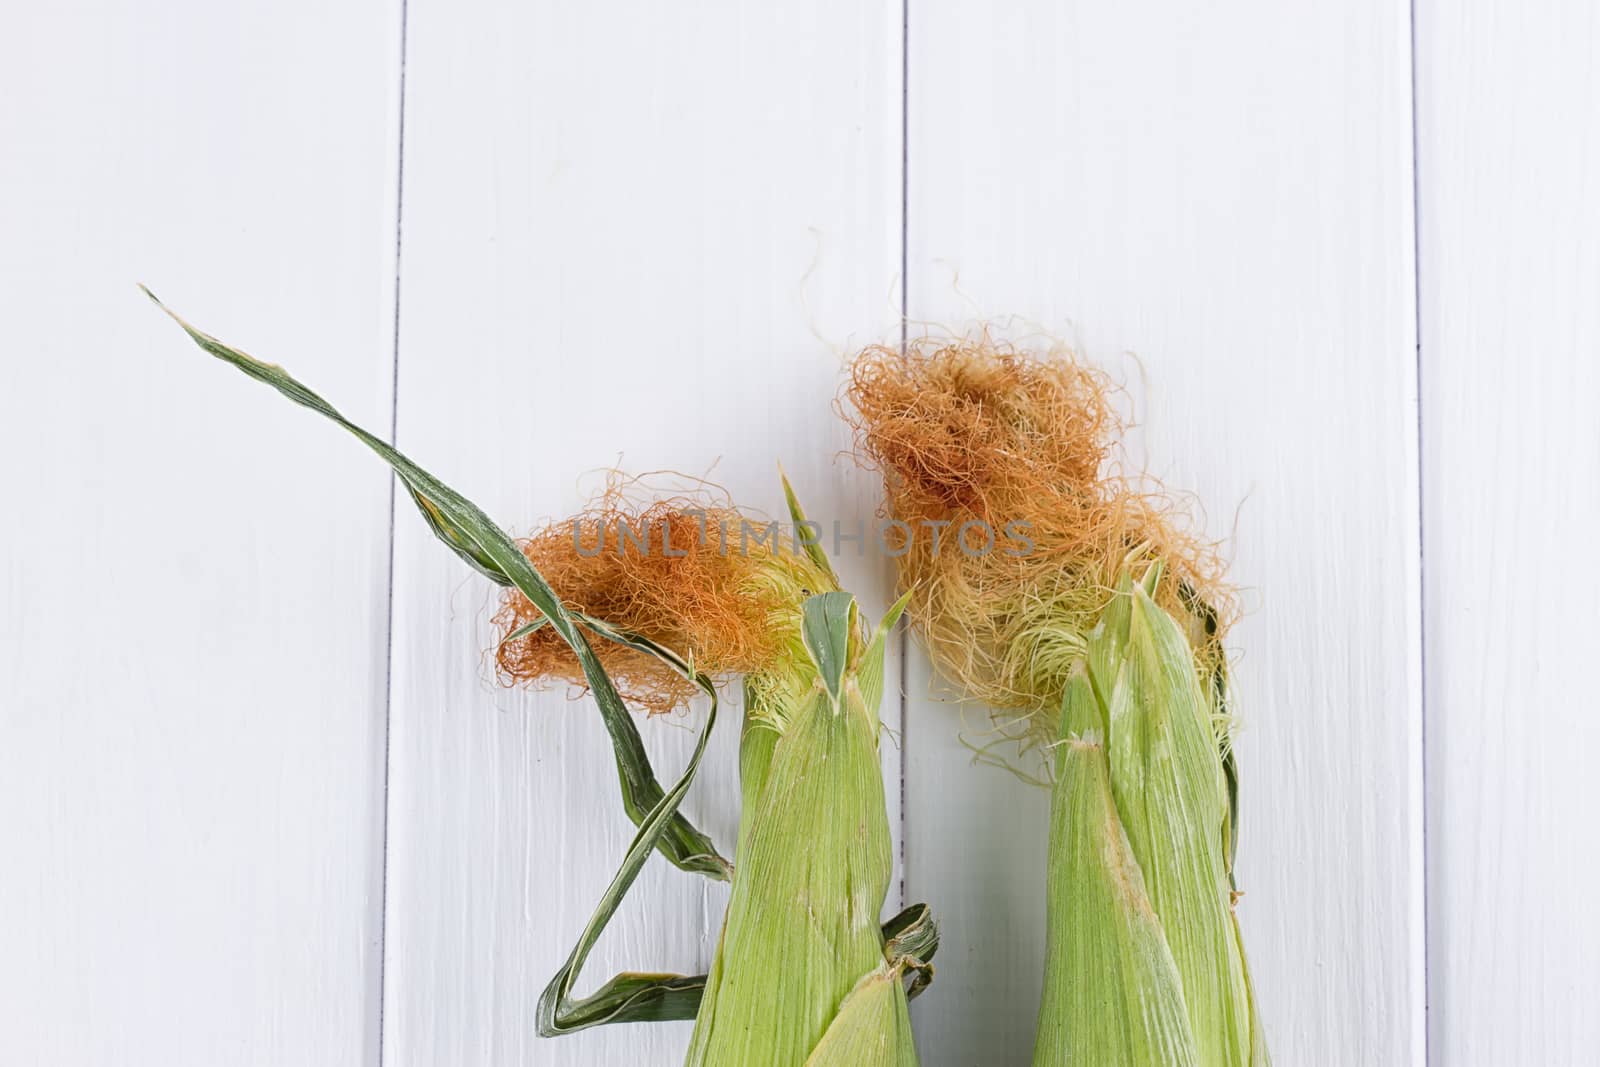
[
  {"xmin": 801, "ymin": 591, "xmax": 855, "ymax": 702},
  {"xmin": 779, "ymin": 467, "xmax": 839, "ymax": 584}
]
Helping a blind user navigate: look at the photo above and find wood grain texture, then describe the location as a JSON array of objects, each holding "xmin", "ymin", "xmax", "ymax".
[
  {"xmin": 0, "ymin": 2, "xmax": 401, "ymax": 1065},
  {"xmin": 383, "ymin": 2, "xmax": 903, "ymax": 1063},
  {"xmin": 1417, "ymin": 2, "xmax": 1600, "ymax": 1062},
  {"xmin": 902, "ymin": 2, "xmax": 1425, "ymax": 1064}
]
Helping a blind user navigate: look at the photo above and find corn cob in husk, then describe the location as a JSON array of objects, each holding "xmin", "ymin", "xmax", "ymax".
[
  {"xmin": 686, "ymin": 591, "xmax": 919, "ymax": 1065},
  {"xmin": 1039, "ymin": 668, "xmax": 1197, "ymax": 1065},
  {"xmin": 145, "ymin": 291, "xmax": 935, "ymax": 1065},
  {"xmin": 1038, "ymin": 568, "xmax": 1263, "ymax": 1065},
  {"xmin": 845, "ymin": 336, "xmax": 1268, "ymax": 1065}
]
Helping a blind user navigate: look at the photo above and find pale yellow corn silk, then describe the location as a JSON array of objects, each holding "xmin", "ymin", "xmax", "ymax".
[{"xmin": 844, "ymin": 335, "xmax": 1235, "ymax": 750}]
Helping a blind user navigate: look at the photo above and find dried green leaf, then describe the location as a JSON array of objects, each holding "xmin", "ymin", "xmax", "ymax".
[
  {"xmin": 780, "ymin": 467, "xmax": 840, "ymax": 586},
  {"xmin": 537, "ymin": 625, "xmax": 721, "ymax": 1034},
  {"xmin": 143, "ymin": 288, "xmax": 729, "ymax": 880}
]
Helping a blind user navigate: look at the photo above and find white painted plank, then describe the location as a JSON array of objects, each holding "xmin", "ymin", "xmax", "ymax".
[
  {"xmin": 383, "ymin": 2, "xmax": 902, "ymax": 1064},
  {"xmin": 0, "ymin": 4, "xmax": 401, "ymax": 1066},
  {"xmin": 904, "ymin": 3, "xmax": 1424, "ymax": 1064},
  {"xmin": 1417, "ymin": 2, "xmax": 1600, "ymax": 1062}
]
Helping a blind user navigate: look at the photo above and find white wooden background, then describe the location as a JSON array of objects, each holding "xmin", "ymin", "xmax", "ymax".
[{"xmin": 2, "ymin": 1, "xmax": 1594, "ymax": 1065}]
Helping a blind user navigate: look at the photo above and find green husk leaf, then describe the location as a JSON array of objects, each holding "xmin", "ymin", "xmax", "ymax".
[
  {"xmin": 687, "ymin": 593, "xmax": 912, "ymax": 1066},
  {"xmin": 780, "ymin": 467, "xmax": 840, "ymax": 585},
  {"xmin": 857, "ymin": 587, "xmax": 913, "ymax": 731},
  {"xmin": 1085, "ymin": 571, "xmax": 1135, "ymax": 721},
  {"xmin": 1094, "ymin": 583, "xmax": 1253, "ymax": 1066},
  {"xmin": 1034, "ymin": 670, "xmax": 1199, "ymax": 1066},
  {"xmin": 801, "ymin": 590, "xmax": 855, "ymax": 704},
  {"xmin": 144, "ymin": 288, "xmax": 729, "ymax": 880},
  {"xmin": 735, "ymin": 685, "xmax": 783, "ymax": 859},
  {"xmin": 804, "ymin": 967, "xmax": 917, "ymax": 1067},
  {"xmin": 1232, "ymin": 911, "xmax": 1272, "ymax": 1066},
  {"xmin": 1182, "ymin": 581, "xmax": 1242, "ymax": 885}
]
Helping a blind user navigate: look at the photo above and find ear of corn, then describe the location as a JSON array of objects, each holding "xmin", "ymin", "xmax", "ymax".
[
  {"xmin": 687, "ymin": 591, "xmax": 923, "ymax": 1066},
  {"xmin": 1094, "ymin": 573, "xmax": 1254, "ymax": 1064},
  {"xmin": 1037, "ymin": 572, "xmax": 1264, "ymax": 1066},
  {"xmin": 843, "ymin": 338, "xmax": 1268, "ymax": 1065},
  {"xmin": 1036, "ymin": 670, "xmax": 1198, "ymax": 1066}
]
